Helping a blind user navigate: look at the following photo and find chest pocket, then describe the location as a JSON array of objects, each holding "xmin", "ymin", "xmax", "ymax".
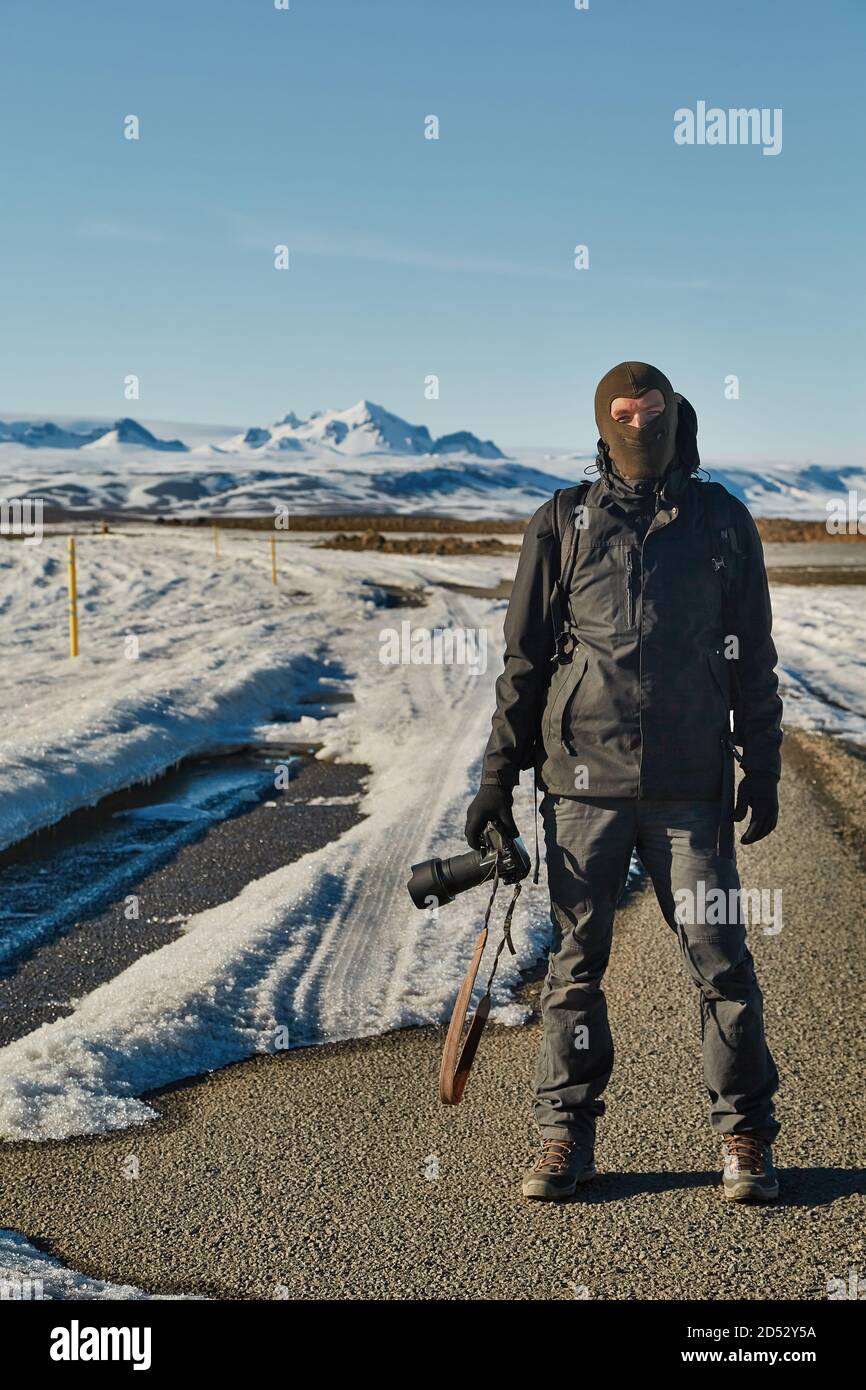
[{"xmin": 573, "ymin": 537, "xmax": 638, "ymax": 635}]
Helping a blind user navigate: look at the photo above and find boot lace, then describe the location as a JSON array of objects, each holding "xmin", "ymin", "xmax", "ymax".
[
  {"xmin": 533, "ymin": 1138, "xmax": 574, "ymax": 1173},
  {"xmin": 723, "ymin": 1134, "xmax": 766, "ymax": 1174}
]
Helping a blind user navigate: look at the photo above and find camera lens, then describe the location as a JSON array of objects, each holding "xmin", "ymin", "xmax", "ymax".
[{"xmin": 407, "ymin": 848, "xmax": 493, "ymax": 909}]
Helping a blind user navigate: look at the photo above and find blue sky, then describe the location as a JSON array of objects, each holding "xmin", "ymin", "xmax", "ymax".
[{"xmin": 0, "ymin": 0, "xmax": 862, "ymax": 458}]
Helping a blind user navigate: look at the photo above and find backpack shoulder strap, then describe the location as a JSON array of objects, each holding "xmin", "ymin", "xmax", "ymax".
[
  {"xmin": 549, "ymin": 481, "xmax": 591, "ymax": 660},
  {"xmin": 701, "ymin": 481, "xmax": 741, "ymax": 600},
  {"xmin": 551, "ymin": 486, "xmax": 564, "ymax": 550},
  {"xmin": 558, "ymin": 481, "xmax": 591, "ymax": 599}
]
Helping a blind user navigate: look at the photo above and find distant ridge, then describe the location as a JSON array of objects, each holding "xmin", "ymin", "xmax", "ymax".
[
  {"xmin": 0, "ymin": 416, "xmax": 187, "ymax": 452},
  {"xmin": 0, "ymin": 401, "xmax": 502, "ymax": 460}
]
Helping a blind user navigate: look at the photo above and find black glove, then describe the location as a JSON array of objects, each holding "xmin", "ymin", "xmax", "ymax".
[
  {"xmin": 464, "ymin": 784, "xmax": 518, "ymax": 851},
  {"xmin": 733, "ymin": 770, "xmax": 779, "ymax": 845}
]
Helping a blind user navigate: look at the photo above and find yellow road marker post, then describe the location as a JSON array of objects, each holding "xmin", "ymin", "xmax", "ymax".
[{"xmin": 67, "ymin": 536, "xmax": 79, "ymax": 658}]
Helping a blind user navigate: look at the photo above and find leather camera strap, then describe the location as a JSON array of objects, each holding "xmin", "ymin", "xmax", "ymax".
[{"xmin": 438, "ymin": 871, "xmax": 521, "ymax": 1105}]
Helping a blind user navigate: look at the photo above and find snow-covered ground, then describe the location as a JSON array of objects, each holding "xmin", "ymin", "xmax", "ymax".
[
  {"xmin": 2, "ymin": 402, "xmax": 864, "ymax": 518},
  {"xmin": 0, "ymin": 527, "xmax": 862, "ymax": 1144},
  {"xmin": 772, "ymin": 588, "xmax": 866, "ymax": 744},
  {"xmin": 0, "ymin": 530, "xmax": 551, "ymax": 1140}
]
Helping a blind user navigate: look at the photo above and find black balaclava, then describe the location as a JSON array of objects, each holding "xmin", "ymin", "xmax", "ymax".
[{"xmin": 594, "ymin": 361, "xmax": 678, "ymax": 481}]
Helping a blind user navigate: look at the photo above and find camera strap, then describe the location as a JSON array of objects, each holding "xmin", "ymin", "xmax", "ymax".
[
  {"xmin": 532, "ymin": 769, "xmax": 541, "ymax": 884},
  {"xmin": 438, "ymin": 869, "xmax": 521, "ymax": 1105}
]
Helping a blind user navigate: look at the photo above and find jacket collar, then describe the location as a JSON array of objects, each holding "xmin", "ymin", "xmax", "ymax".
[{"xmin": 596, "ymin": 456, "xmax": 691, "ymax": 508}]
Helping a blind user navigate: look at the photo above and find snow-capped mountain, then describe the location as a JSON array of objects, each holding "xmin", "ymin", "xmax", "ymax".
[
  {"xmin": 431, "ymin": 431, "xmax": 504, "ymax": 460},
  {"xmin": 0, "ymin": 419, "xmax": 104, "ymax": 449},
  {"xmin": 83, "ymin": 418, "xmax": 187, "ymax": 452},
  {"xmin": 223, "ymin": 400, "xmax": 505, "ymax": 460},
  {"xmin": 0, "ymin": 416, "xmax": 186, "ymax": 452},
  {"xmin": 0, "ymin": 401, "xmax": 504, "ymax": 462}
]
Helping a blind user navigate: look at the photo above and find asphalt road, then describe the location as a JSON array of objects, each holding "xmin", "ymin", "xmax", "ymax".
[
  {"xmin": 1, "ymin": 728, "xmax": 863, "ymax": 1301},
  {"xmin": 0, "ymin": 756, "xmax": 366, "ymax": 1047}
]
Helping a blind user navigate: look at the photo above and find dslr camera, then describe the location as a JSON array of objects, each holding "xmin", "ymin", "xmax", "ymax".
[{"xmin": 407, "ymin": 822, "xmax": 530, "ymax": 910}]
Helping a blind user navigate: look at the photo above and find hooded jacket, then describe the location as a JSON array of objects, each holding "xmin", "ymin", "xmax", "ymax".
[{"xmin": 480, "ymin": 403, "xmax": 782, "ymax": 800}]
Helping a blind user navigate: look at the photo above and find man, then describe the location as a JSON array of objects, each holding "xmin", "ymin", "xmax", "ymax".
[{"xmin": 465, "ymin": 362, "xmax": 783, "ymax": 1203}]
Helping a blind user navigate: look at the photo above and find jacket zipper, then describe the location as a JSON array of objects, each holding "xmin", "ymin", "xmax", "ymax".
[
  {"xmin": 637, "ymin": 499, "xmax": 678, "ymax": 797},
  {"xmin": 625, "ymin": 550, "xmax": 634, "ymax": 629}
]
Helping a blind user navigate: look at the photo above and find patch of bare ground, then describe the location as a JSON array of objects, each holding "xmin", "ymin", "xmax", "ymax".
[
  {"xmin": 755, "ymin": 519, "xmax": 866, "ymax": 544},
  {"xmin": 316, "ymin": 530, "xmax": 519, "ymax": 555},
  {"xmin": 768, "ymin": 568, "xmax": 866, "ymax": 585},
  {"xmin": 437, "ymin": 578, "xmax": 514, "ymax": 600}
]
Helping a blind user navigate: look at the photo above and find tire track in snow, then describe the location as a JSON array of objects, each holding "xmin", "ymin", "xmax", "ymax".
[{"xmin": 286, "ymin": 590, "xmax": 503, "ymax": 1042}]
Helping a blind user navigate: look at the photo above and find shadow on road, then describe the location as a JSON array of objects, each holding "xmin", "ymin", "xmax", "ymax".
[
  {"xmin": 566, "ymin": 1167, "xmax": 865, "ymax": 1206},
  {"xmin": 771, "ymin": 1166, "xmax": 866, "ymax": 1208}
]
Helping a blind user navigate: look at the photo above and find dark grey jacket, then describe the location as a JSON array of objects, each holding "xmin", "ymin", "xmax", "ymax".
[{"xmin": 481, "ymin": 466, "xmax": 783, "ymax": 800}]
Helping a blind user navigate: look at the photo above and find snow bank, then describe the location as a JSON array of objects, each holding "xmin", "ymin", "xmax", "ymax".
[
  {"xmin": 0, "ymin": 1229, "xmax": 192, "ymax": 1300},
  {"xmin": 0, "ymin": 532, "xmax": 333, "ymax": 851},
  {"xmin": 772, "ymin": 586, "xmax": 866, "ymax": 745}
]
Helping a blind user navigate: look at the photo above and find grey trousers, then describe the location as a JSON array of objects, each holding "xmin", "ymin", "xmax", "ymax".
[{"xmin": 533, "ymin": 795, "xmax": 780, "ymax": 1145}]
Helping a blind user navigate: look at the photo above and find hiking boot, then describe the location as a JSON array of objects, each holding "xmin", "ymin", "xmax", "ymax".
[
  {"xmin": 522, "ymin": 1135, "xmax": 596, "ymax": 1201},
  {"xmin": 721, "ymin": 1134, "xmax": 779, "ymax": 1202}
]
